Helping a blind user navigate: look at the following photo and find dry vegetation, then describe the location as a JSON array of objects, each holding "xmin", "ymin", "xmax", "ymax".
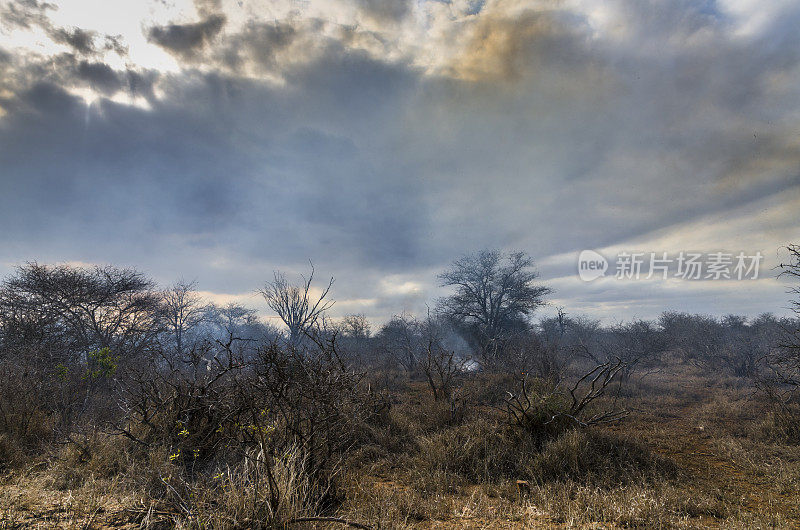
[
  {"xmin": 1, "ymin": 251, "xmax": 800, "ymax": 528},
  {"xmin": 1, "ymin": 360, "xmax": 800, "ymax": 529}
]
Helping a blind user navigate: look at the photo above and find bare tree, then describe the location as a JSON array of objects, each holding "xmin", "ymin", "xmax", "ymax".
[
  {"xmin": 437, "ymin": 250, "xmax": 551, "ymax": 365},
  {"xmin": 504, "ymin": 333, "xmax": 566, "ymax": 382},
  {"xmin": 376, "ymin": 314, "xmax": 422, "ymax": 372},
  {"xmin": 781, "ymin": 245, "xmax": 800, "ymax": 299},
  {"xmin": 609, "ymin": 319, "xmax": 668, "ymax": 377},
  {"xmin": 761, "ymin": 245, "xmax": 800, "ymax": 397},
  {"xmin": 660, "ymin": 311, "xmax": 774, "ymax": 378},
  {"xmin": 162, "ymin": 280, "xmax": 205, "ymax": 357},
  {"xmin": 781, "ymin": 245, "xmax": 800, "ymax": 353},
  {"xmin": 659, "ymin": 312, "xmax": 724, "ymax": 367},
  {"xmin": 200, "ymin": 302, "xmax": 277, "ymax": 356},
  {"xmin": 260, "ymin": 264, "xmax": 334, "ymax": 346},
  {"xmin": 211, "ymin": 303, "xmax": 258, "ymax": 335},
  {"xmin": 558, "ymin": 315, "xmax": 604, "ymax": 364},
  {"xmin": 340, "ymin": 314, "xmax": 371, "ymax": 339}
]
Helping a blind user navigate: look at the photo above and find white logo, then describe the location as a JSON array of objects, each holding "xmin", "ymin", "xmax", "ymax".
[{"xmin": 578, "ymin": 250, "xmax": 608, "ymax": 282}]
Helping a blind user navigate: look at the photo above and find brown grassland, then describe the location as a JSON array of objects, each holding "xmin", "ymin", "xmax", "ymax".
[{"xmin": 0, "ymin": 357, "xmax": 798, "ymax": 529}]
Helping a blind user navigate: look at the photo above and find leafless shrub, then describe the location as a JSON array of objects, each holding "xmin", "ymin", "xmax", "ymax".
[
  {"xmin": 0, "ymin": 353, "xmax": 53, "ymax": 448},
  {"xmin": 503, "ymin": 358, "xmax": 627, "ymax": 444},
  {"xmin": 115, "ymin": 339, "xmax": 246, "ymax": 462},
  {"xmin": 502, "ymin": 333, "xmax": 567, "ymax": 383},
  {"xmin": 421, "ymin": 342, "xmax": 464, "ymax": 403},
  {"xmin": 756, "ymin": 245, "xmax": 800, "ymax": 435},
  {"xmin": 113, "ymin": 330, "xmax": 386, "ymax": 525}
]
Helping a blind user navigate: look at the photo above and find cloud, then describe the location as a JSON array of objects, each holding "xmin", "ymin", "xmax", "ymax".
[
  {"xmin": 0, "ymin": 0, "xmax": 798, "ymax": 323},
  {"xmin": 213, "ymin": 20, "xmax": 300, "ymax": 75},
  {"xmin": 193, "ymin": 0, "xmax": 222, "ymax": 18},
  {"xmin": 49, "ymin": 26, "xmax": 96, "ymax": 54},
  {"xmin": 0, "ymin": 0, "xmax": 55, "ymax": 31},
  {"xmin": 353, "ymin": 0, "xmax": 413, "ymax": 23},
  {"xmin": 444, "ymin": 8, "xmax": 597, "ymax": 82},
  {"xmin": 75, "ymin": 60, "xmax": 122, "ymax": 93},
  {"xmin": 147, "ymin": 14, "xmax": 227, "ymax": 60}
]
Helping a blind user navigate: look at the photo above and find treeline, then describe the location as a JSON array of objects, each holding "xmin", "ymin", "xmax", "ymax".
[{"xmin": 0, "ymin": 247, "xmax": 798, "ymax": 525}]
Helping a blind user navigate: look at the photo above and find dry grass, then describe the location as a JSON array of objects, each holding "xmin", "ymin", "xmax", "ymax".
[{"xmin": 2, "ymin": 361, "xmax": 800, "ymax": 528}]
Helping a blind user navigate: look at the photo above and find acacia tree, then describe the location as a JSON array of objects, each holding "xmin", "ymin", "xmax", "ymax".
[
  {"xmin": 437, "ymin": 250, "xmax": 551, "ymax": 365},
  {"xmin": 0, "ymin": 262, "xmax": 162, "ymax": 365},
  {"xmin": 0, "ymin": 263, "xmax": 163, "ymax": 438},
  {"xmin": 260, "ymin": 264, "xmax": 334, "ymax": 346}
]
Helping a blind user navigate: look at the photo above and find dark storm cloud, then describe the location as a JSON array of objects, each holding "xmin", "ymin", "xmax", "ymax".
[
  {"xmin": 0, "ymin": 50, "xmax": 134, "ymax": 103},
  {"xmin": 147, "ymin": 14, "xmax": 227, "ymax": 60},
  {"xmin": 124, "ymin": 69, "xmax": 158, "ymax": 101},
  {"xmin": 0, "ymin": 45, "xmax": 428, "ymax": 288},
  {"xmin": 76, "ymin": 61, "xmax": 122, "ymax": 93},
  {"xmin": 0, "ymin": 77, "xmax": 243, "ymax": 238}
]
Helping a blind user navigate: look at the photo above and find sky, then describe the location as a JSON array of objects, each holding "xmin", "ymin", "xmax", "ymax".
[{"xmin": 0, "ymin": 0, "xmax": 798, "ymax": 326}]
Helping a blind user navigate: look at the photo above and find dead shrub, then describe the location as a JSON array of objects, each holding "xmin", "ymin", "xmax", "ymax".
[
  {"xmin": 112, "ymin": 338, "xmax": 385, "ymax": 526},
  {"xmin": 500, "ymin": 360, "xmax": 627, "ymax": 449},
  {"xmin": 0, "ymin": 360, "xmax": 56, "ymax": 452}
]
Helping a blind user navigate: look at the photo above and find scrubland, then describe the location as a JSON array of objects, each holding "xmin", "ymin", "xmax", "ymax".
[
  {"xmin": 1, "ymin": 356, "xmax": 798, "ymax": 529},
  {"xmin": 2, "ymin": 257, "xmax": 800, "ymax": 528}
]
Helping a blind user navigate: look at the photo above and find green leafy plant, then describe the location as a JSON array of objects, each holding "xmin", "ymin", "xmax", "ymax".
[{"xmin": 85, "ymin": 347, "xmax": 118, "ymax": 380}]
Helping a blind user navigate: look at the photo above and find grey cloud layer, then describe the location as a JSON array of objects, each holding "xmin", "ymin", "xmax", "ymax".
[{"xmin": 0, "ymin": 0, "xmax": 798, "ymax": 320}]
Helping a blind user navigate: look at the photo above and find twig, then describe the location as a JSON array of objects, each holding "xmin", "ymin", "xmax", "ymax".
[
  {"xmin": 287, "ymin": 516, "xmax": 373, "ymax": 529},
  {"xmin": 81, "ymin": 506, "xmax": 101, "ymax": 529}
]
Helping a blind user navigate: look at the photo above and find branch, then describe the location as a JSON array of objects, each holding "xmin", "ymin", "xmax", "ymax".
[{"xmin": 287, "ymin": 517, "xmax": 373, "ymax": 529}]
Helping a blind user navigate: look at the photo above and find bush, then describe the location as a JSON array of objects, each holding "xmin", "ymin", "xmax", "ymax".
[
  {"xmin": 112, "ymin": 339, "xmax": 385, "ymax": 524},
  {"xmin": 415, "ymin": 418, "xmax": 675, "ymax": 489},
  {"xmin": 755, "ymin": 407, "xmax": 800, "ymax": 444},
  {"xmin": 416, "ymin": 418, "xmax": 528, "ymax": 484},
  {"xmin": 527, "ymin": 428, "xmax": 678, "ymax": 486},
  {"xmin": 0, "ymin": 359, "xmax": 56, "ymax": 454}
]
